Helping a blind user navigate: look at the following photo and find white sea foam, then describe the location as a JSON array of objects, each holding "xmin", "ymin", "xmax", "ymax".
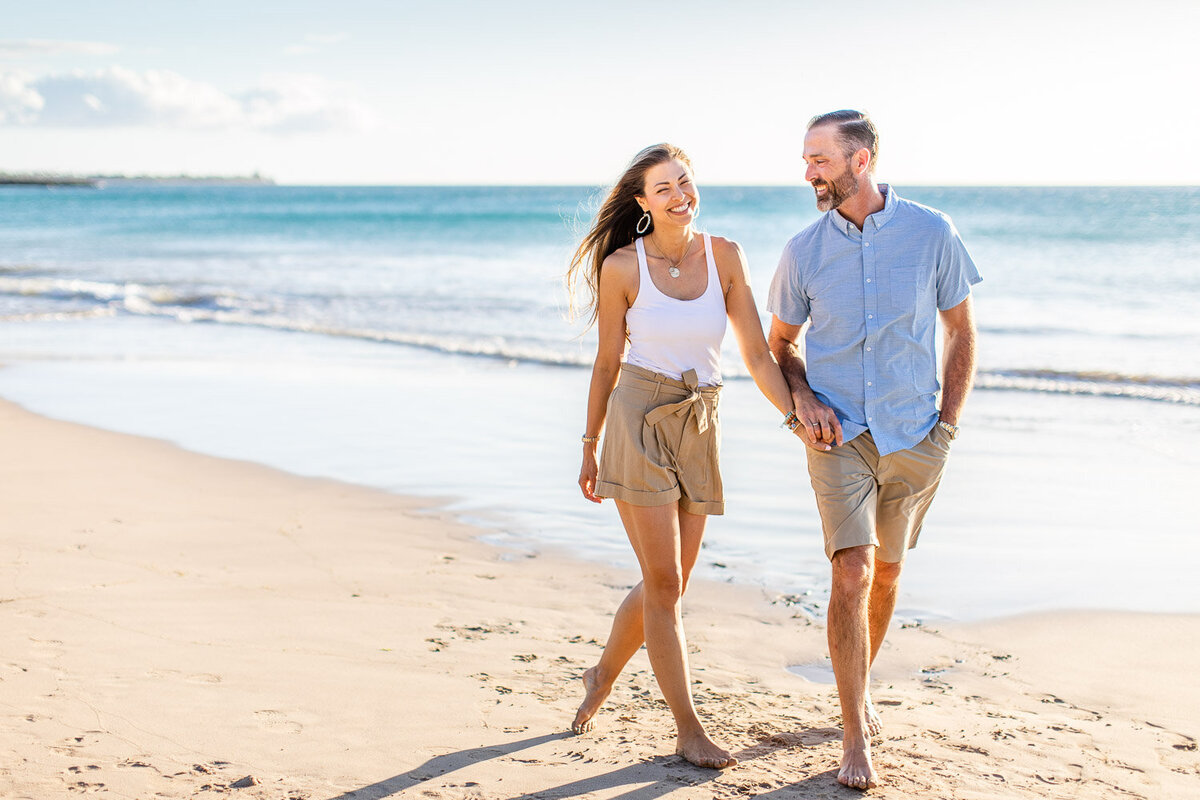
[{"xmin": 5, "ymin": 273, "xmax": 1196, "ymax": 403}]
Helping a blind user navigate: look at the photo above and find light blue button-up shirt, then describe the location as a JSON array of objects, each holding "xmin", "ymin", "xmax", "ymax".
[{"xmin": 767, "ymin": 185, "xmax": 982, "ymax": 456}]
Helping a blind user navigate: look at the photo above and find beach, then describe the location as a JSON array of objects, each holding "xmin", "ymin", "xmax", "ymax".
[
  {"xmin": 1, "ymin": 183, "xmax": 1198, "ymax": 796},
  {"xmin": 8, "ymin": 0, "xmax": 1200, "ymax": 793},
  {"xmin": 2, "ymin": 397, "xmax": 1197, "ymax": 799}
]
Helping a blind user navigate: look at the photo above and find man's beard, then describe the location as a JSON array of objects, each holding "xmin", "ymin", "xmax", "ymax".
[{"xmin": 812, "ymin": 165, "xmax": 859, "ymax": 212}]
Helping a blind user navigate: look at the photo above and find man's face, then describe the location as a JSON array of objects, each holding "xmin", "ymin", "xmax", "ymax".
[{"xmin": 803, "ymin": 124, "xmax": 859, "ymax": 212}]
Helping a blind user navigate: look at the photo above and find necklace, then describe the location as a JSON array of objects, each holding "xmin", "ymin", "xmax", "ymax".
[{"xmin": 652, "ymin": 232, "xmax": 694, "ymax": 278}]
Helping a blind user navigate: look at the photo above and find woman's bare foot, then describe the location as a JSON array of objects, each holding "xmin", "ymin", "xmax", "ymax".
[
  {"xmin": 675, "ymin": 732, "xmax": 737, "ymax": 769},
  {"xmin": 571, "ymin": 666, "xmax": 611, "ymax": 734},
  {"xmin": 864, "ymin": 693, "xmax": 883, "ymax": 738},
  {"xmin": 837, "ymin": 740, "xmax": 879, "ymax": 789}
]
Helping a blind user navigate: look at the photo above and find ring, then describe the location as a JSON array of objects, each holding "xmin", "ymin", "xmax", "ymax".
[{"xmin": 810, "ymin": 421, "xmax": 820, "ymax": 427}]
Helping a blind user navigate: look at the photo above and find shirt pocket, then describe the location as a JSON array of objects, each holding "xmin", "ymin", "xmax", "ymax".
[{"xmin": 887, "ymin": 265, "xmax": 921, "ymax": 312}]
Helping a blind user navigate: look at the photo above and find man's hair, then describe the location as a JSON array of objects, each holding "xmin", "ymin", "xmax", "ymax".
[{"xmin": 807, "ymin": 109, "xmax": 879, "ymax": 172}]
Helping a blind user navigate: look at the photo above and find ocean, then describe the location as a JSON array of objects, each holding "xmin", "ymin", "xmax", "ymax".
[{"xmin": 1, "ymin": 184, "xmax": 1197, "ymax": 620}]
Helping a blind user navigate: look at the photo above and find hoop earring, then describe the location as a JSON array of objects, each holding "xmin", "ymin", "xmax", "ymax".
[{"xmin": 636, "ymin": 211, "xmax": 651, "ymax": 234}]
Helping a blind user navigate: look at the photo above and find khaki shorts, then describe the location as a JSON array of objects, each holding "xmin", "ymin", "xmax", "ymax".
[
  {"xmin": 596, "ymin": 363, "xmax": 723, "ymax": 515},
  {"xmin": 805, "ymin": 425, "xmax": 952, "ymax": 563}
]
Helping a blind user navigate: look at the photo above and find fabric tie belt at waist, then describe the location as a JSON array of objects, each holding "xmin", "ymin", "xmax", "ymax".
[{"xmin": 618, "ymin": 363, "xmax": 720, "ymax": 436}]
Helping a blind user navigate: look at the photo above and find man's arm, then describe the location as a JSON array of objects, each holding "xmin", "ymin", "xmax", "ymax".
[
  {"xmin": 937, "ymin": 296, "xmax": 977, "ymax": 426},
  {"xmin": 768, "ymin": 315, "xmax": 841, "ymax": 449}
]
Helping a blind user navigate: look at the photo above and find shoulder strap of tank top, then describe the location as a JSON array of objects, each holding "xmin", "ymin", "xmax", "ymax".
[
  {"xmin": 701, "ymin": 233, "xmax": 720, "ymax": 294},
  {"xmin": 633, "ymin": 237, "xmax": 658, "ymax": 303}
]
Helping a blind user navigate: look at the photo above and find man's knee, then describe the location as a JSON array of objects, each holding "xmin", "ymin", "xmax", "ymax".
[
  {"xmin": 873, "ymin": 557, "xmax": 903, "ymax": 589},
  {"xmin": 831, "ymin": 545, "xmax": 874, "ymax": 592}
]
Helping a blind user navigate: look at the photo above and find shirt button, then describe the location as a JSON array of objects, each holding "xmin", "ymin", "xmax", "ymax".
[
  {"xmin": 866, "ymin": 346, "xmax": 872, "ymax": 351},
  {"xmin": 867, "ymin": 381, "xmax": 873, "ymax": 386},
  {"xmin": 864, "ymin": 242, "xmax": 871, "ymax": 247},
  {"xmin": 866, "ymin": 278, "xmax": 872, "ymax": 283},
  {"xmin": 868, "ymin": 314, "xmax": 874, "ymax": 319}
]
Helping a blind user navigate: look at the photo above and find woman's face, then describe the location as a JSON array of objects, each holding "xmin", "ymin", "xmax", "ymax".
[{"xmin": 637, "ymin": 158, "xmax": 698, "ymax": 228}]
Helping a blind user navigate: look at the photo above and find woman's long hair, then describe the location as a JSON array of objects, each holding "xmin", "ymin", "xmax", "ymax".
[{"xmin": 566, "ymin": 143, "xmax": 692, "ymax": 327}]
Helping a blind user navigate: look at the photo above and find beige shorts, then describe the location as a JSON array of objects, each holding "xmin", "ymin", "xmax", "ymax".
[
  {"xmin": 596, "ymin": 363, "xmax": 723, "ymax": 515},
  {"xmin": 805, "ymin": 425, "xmax": 952, "ymax": 563}
]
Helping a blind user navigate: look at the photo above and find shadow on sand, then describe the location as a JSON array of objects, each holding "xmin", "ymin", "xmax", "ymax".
[
  {"xmin": 323, "ymin": 732, "xmax": 565, "ymax": 799},
  {"xmin": 325, "ymin": 726, "xmax": 848, "ymax": 800}
]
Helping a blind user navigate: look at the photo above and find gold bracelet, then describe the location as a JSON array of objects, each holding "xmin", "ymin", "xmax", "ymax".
[{"xmin": 581, "ymin": 434, "xmax": 599, "ymax": 444}]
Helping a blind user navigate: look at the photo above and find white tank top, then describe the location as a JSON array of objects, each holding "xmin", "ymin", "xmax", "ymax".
[{"xmin": 625, "ymin": 233, "xmax": 727, "ymax": 386}]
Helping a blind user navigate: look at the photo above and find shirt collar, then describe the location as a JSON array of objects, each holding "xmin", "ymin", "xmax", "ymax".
[{"xmin": 828, "ymin": 183, "xmax": 899, "ymax": 235}]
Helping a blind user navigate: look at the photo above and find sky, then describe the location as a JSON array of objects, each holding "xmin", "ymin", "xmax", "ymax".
[{"xmin": 1, "ymin": 0, "xmax": 1198, "ymax": 186}]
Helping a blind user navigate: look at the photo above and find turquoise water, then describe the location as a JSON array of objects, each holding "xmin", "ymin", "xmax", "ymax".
[
  {"xmin": 3, "ymin": 185, "xmax": 1198, "ymax": 396},
  {"xmin": 1, "ymin": 184, "xmax": 1197, "ymax": 618}
]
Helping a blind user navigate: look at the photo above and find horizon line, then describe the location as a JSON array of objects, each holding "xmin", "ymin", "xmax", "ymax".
[{"xmin": 4, "ymin": 178, "xmax": 1198, "ymax": 190}]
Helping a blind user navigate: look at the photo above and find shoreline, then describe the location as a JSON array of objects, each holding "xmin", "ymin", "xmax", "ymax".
[
  {"xmin": 1, "ymin": 398, "xmax": 1196, "ymax": 798},
  {"xmin": 1, "ymin": 348, "xmax": 1197, "ymax": 624}
]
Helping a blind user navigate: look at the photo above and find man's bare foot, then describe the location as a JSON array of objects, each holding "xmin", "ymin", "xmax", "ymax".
[
  {"xmin": 675, "ymin": 732, "xmax": 738, "ymax": 769},
  {"xmin": 837, "ymin": 741, "xmax": 879, "ymax": 790},
  {"xmin": 864, "ymin": 693, "xmax": 883, "ymax": 738},
  {"xmin": 571, "ymin": 666, "xmax": 611, "ymax": 734}
]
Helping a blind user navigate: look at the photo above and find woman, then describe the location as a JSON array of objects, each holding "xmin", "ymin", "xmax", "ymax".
[{"xmin": 566, "ymin": 144, "xmax": 804, "ymax": 769}]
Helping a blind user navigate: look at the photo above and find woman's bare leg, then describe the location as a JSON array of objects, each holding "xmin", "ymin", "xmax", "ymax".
[
  {"xmin": 572, "ymin": 506, "xmax": 707, "ymax": 734},
  {"xmin": 606, "ymin": 501, "xmax": 733, "ymax": 768}
]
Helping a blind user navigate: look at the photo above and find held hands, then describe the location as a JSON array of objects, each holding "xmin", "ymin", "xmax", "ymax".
[
  {"xmin": 578, "ymin": 447, "xmax": 602, "ymax": 503},
  {"xmin": 790, "ymin": 392, "xmax": 843, "ymax": 451}
]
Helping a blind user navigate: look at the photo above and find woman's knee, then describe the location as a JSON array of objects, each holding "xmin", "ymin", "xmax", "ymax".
[{"xmin": 642, "ymin": 568, "xmax": 684, "ymax": 606}]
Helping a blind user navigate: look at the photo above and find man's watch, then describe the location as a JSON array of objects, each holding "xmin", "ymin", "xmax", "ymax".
[{"xmin": 937, "ymin": 420, "xmax": 960, "ymax": 440}]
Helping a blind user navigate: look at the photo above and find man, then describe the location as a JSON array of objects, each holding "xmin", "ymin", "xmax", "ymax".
[{"xmin": 767, "ymin": 110, "xmax": 981, "ymax": 789}]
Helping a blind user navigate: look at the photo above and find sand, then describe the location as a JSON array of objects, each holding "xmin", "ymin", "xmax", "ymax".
[{"xmin": 0, "ymin": 397, "xmax": 1196, "ymax": 799}]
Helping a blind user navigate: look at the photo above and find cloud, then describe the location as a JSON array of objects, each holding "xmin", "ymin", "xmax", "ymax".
[
  {"xmin": 240, "ymin": 73, "xmax": 374, "ymax": 133},
  {"xmin": 0, "ymin": 71, "xmax": 44, "ymax": 124},
  {"xmin": 284, "ymin": 32, "xmax": 350, "ymax": 56},
  {"xmin": 0, "ymin": 39, "xmax": 120, "ymax": 58},
  {"xmin": 0, "ymin": 67, "xmax": 375, "ymax": 133}
]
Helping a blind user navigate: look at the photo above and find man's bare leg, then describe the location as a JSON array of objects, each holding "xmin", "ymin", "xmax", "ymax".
[
  {"xmin": 572, "ymin": 507, "xmax": 707, "ymax": 735},
  {"xmin": 828, "ymin": 545, "xmax": 879, "ymax": 789},
  {"xmin": 863, "ymin": 556, "xmax": 903, "ymax": 738}
]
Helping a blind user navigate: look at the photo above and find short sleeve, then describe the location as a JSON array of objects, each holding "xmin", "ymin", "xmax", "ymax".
[
  {"xmin": 767, "ymin": 239, "xmax": 810, "ymax": 325},
  {"xmin": 935, "ymin": 216, "xmax": 982, "ymax": 310}
]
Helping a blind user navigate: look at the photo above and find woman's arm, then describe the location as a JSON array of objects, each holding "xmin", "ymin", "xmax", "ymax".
[{"xmin": 578, "ymin": 251, "xmax": 635, "ymax": 503}]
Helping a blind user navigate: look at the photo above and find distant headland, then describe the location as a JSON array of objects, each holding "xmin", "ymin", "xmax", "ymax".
[{"xmin": 0, "ymin": 172, "xmax": 275, "ymax": 187}]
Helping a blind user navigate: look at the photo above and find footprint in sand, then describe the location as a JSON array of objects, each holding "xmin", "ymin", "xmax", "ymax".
[
  {"xmin": 66, "ymin": 779, "xmax": 106, "ymax": 793},
  {"xmin": 50, "ymin": 732, "xmax": 104, "ymax": 756},
  {"xmin": 4, "ymin": 662, "xmax": 31, "ymax": 677},
  {"xmin": 147, "ymin": 669, "xmax": 222, "ymax": 684},
  {"xmin": 28, "ymin": 637, "xmax": 65, "ymax": 658},
  {"xmin": 254, "ymin": 710, "xmax": 302, "ymax": 734}
]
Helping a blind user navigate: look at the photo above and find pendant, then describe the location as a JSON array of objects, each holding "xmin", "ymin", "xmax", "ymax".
[{"xmin": 668, "ymin": 267, "xmax": 680, "ymax": 278}]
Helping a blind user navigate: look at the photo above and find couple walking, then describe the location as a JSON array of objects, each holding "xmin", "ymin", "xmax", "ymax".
[{"xmin": 566, "ymin": 110, "xmax": 981, "ymax": 789}]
